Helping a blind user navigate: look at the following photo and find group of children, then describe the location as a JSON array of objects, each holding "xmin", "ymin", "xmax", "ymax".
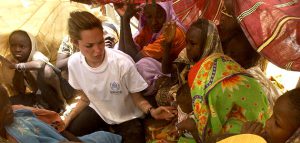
[{"xmin": 0, "ymin": 1, "xmax": 299, "ymax": 143}]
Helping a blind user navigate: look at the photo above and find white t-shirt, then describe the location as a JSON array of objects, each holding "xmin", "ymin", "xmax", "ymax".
[{"xmin": 68, "ymin": 48, "xmax": 148, "ymax": 124}]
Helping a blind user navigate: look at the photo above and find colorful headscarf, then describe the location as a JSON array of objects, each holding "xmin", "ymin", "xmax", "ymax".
[
  {"xmin": 175, "ymin": 20, "xmax": 223, "ymax": 65},
  {"xmin": 174, "ymin": 20, "xmax": 223, "ymax": 86},
  {"xmin": 234, "ymin": 0, "xmax": 300, "ymax": 71},
  {"xmin": 188, "ymin": 53, "xmax": 269, "ymax": 142}
]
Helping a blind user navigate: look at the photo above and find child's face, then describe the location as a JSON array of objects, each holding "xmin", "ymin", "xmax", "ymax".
[
  {"xmin": 264, "ymin": 95, "xmax": 299, "ymax": 143},
  {"xmin": 186, "ymin": 27, "xmax": 204, "ymax": 62},
  {"xmin": 224, "ymin": 37, "xmax": 249, "ymax": 68},
  {"xmin": 9, "ymin": 33, "xmax": 32, "ymax": 62}
]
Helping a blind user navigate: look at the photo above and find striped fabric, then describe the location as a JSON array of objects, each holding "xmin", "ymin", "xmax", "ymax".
[{"xmin": 234, "ymin": 0, "xmax": 300, "ymax": 71}]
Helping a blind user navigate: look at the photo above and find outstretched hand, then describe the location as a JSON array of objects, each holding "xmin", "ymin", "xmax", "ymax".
[
  {"xmin": 0, "ymin": 55, "xmax": 15, "ymax": 69},
  {"xmin": 114, "ymin": 1, "xmax": 141, "ymax": 20},
  {"xmin": 150, "ymin": 106, "xmax": 177, "ymax": 120}
]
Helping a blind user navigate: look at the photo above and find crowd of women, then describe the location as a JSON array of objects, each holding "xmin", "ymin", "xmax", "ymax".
[{"xmin": 0, "ymin": 0, "xmax": 299, "ymax": 143}]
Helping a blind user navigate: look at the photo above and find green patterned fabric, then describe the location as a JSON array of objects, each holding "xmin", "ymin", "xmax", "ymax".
[{"xmin": 188, "ymin": 53, "xmax": 270, "ymax": 142}]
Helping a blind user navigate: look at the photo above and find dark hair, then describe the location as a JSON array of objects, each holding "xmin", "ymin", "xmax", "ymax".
[
  {"xmin": 285, "ymin": 88, "xmax": 300, "ymax": 121},
  {"xmin": 176, "ymin": 83, "xmax": 193, "ymax": 113},
  {"xmin": 189, "ymin": 18, "xmax": 210, "ymax": 48},
  {"xmin": 223, "ymin": 32, "xmax": 262, "ymax": 69},
  {"xmin": 9, "ymin": 30, "xmax": 30, "ymax": 44},
  {"xmin": 68, "ymin": 11, "xmax": 103, "ymax": 41}
]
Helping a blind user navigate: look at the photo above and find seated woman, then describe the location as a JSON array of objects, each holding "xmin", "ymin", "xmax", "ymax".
[
  {"xmin": 114, "ymin": 1, "xmax": 186, "ymax": 97},
  {"xmin": 117, "ymin": 1, "xmax": 186, "ymax": 62},
  {"xmin": 144, "ymin": 19, "xmax": 223, "ymax": 142},
  {"xmin": 0, "ymin": 85, "xmax": 122, "ymax": 143},
  {"xmin": 0, "ymin": 30, "xmax": 66, "ymax": 113},
  {"xmin": 180, "ymin": 53, "xmax": 270, "ymax": 142}
]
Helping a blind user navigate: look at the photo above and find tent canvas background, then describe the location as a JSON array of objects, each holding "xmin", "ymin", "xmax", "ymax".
[{"xmin": 0, "ymin": 0, "xmax": 95, "ymax": 86}]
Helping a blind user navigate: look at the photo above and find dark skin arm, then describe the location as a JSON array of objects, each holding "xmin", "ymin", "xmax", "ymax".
[
  {"xmin": 176, "ymin": 117, "xmax": 201, "ymax": 143},
  {"xmin": 161, "ymin": 42, "xmax": 172, "ymax": 74},
  {"xmin": 0, "ymin": 55, "xmax": 45, "ymax": 70},
  {"xmin": 122, "ymin": 4, "xmax": 144, "ymax": 61},
  {"xmin": 161, "ymin": 21, "xmax": 176, "ymax": 74}
]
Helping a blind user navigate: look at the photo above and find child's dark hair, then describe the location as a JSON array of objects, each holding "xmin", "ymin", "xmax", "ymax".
[
  {"xmin": 284, "ymin": 88, "xmax": 300, "ymax": 126},
  {"xmin": 9, "ymin": 30, "xmax": 30, "ymax": 44},
  {"xmin": 176, "ymin": 83, "xmax": 193, "ymax": 113},
  {"xmin": 189, "ymin": 18, "xmax": 209, "ymax": 48}
]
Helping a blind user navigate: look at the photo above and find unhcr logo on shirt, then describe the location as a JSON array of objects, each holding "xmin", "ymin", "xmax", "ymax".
[{"xmin": 110, "ymin": 82, "xmax": 122, "ymax": 94}]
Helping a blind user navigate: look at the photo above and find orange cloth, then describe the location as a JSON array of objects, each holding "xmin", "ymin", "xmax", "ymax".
[
  {"xmin": 12, "ymin": 105, "xmax": 65, "ymax": 132},
  {"xmin": 134, "ymin": 26, "xmax": 186, "ymax": 61}
]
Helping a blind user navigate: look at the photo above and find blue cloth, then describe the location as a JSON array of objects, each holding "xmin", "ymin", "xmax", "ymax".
[{"xmin": 6, "ymin": 109, "xmax": 122, "ymax": 143}]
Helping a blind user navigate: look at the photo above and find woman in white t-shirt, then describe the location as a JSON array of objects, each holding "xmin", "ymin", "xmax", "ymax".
[{"xmin": 64, "ymin": 11, "xmax": 177, "ymax": 143}]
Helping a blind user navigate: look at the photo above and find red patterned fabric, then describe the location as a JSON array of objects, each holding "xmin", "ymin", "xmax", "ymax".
[
  {"xmin": 234, "ymin": 0, "xmax": 300, "ymax": 71},
  {"xmin": 71, "ymin": 0, "xmax": 223, "ymax": 27},
  {"xmin": 173, "ymin": 0, "xmax": 222, "ymax": 26}
]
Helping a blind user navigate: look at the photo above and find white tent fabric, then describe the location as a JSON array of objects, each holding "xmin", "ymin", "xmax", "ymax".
[{"xmin": 0, "ymin": 0, "xmax": 99, "ymax": 88}]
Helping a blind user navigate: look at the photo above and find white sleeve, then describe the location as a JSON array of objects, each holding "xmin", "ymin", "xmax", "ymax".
[
  {"xmin": 68, "ymin": 56, "xmax": 81, "ymax": 90},
  {"xmin": 123, "ymin": 64, "xmax": 148, "ymax": 93},
  {"xmin": 32, "ymin": 52, "xmax": 49, "ymax": 62}
]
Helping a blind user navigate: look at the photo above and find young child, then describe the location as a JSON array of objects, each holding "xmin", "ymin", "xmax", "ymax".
[
  {"xmin": 0, "ymin": 30, "xmax": 67, "ymax": 113},
  {"xmin": 176, "ymin": 83, "xmax": 200, "ymax": 143},
  {"xmin": 241, "ymin": 88, "xmax": 300, "ymax": 143}
]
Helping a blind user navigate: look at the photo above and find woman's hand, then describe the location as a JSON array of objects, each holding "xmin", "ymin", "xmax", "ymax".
[
  {"xmin": 150, "ymin": 106, "xmax": 177, "ymax": 120},
  {"xmin": 0, "ymin": 55, "xmax": 15, "ymax": 69},
  {"xmin": 162, "ymin": 21, "xmax": 177, "ymax": 45},
  {"xmin": 123, "ymin": 3, "xmax": 141, "ymax": 21}
]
